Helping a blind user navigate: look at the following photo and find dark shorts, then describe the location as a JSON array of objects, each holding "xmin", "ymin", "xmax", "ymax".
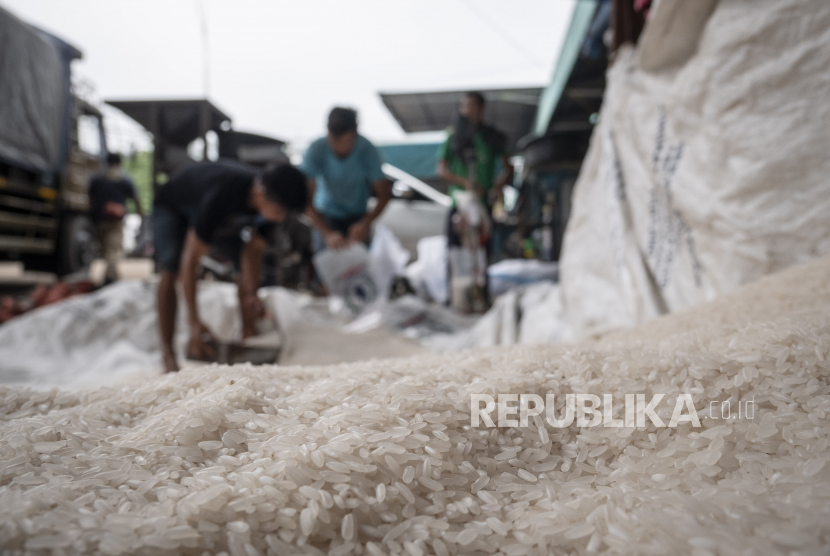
[
  {"xmin": 153, "ymin": 204, "xmax": 196, "ymax": 272},
  {"xmin": 311, "ymin": 213, "xmax": 369, "ymax": 253},
  {"xmin": 153, "ymin": 203, "xmax": 275, "ymax": 272}
]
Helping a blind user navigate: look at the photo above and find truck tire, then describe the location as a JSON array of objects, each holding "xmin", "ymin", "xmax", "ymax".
[{"xmin": 58, "ymin": 214, "xmax": 99, "ymax": 276}]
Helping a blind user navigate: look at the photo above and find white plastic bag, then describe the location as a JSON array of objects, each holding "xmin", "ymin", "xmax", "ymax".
[
  {"xmin": 313, "ymin": 243, "xmax": 377, "ymax": 314},
  {"xmin": 405, "ymin": 236, "xmax": 449, "ymax": 304},
  {"xmin": 369, "ymin": 223, "xmax": 410, "ymax": 300},
  {"xmin": 487, "ymin": 259, "xmax": 559, "ymax": 298}
]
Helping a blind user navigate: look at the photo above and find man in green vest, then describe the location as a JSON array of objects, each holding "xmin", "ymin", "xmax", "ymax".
[
  {"xmin": 437, "ymin": 92, "xmax": 513, "ymax": 309},
  {"xmin": 437, "ymin": 91, "xmax": 513, "ymax": 216}
]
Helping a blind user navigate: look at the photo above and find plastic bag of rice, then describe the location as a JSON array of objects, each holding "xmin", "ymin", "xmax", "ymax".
[{"xmin": 1, "ymin": 257, "xmax": 830, "ymax": 555}]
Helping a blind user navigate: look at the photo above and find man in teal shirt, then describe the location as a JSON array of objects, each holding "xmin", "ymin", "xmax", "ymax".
[{"xmin": 302, "ymin": 107, "xmax": 392, "ymax": 250}]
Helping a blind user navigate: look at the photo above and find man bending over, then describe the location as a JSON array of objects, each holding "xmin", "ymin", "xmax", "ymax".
[{"xmin": 153, "ymin": 162, "xmax": 307, "ymax": 373}]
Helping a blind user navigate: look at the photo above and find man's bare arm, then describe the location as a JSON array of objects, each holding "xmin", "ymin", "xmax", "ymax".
[
  {"xmin": 438, "ymin": 159, "xmax": 482, "ymax": 198},
  {"xmin": 305, "ymin": 178, "xmax": 346, "ymax": 249},
  {"xmin": 438, "ymin": 159, "xmax": 472, "ymax": 189},
  {"xmin": 238, "ymin": 234, "xmax": 266, "ymax": 337},
  {"xmin": 304, "ymin": 179, "xmax": 329, "ymax": 233},
  {"xmin": 366, "ymin": 178, "xmax": 392, "ymax": 223},
  {"xmin": 348, "ymin": 178, "xmax": 392, "ymax": 243}
]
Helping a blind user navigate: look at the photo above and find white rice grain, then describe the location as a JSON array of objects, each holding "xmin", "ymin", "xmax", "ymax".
[{"xmin": 2, "ymin": 256, "xmax": 830, "ymax": 555}]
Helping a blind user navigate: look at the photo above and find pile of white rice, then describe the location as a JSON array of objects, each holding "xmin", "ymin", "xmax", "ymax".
[{"xmin": 2, "ymin": 257, "xmax": 830, "ymax": 555}]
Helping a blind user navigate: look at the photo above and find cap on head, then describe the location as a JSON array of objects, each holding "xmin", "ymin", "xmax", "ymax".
[
  {"xmin": 460, "ymin": 92, "xmax": 486, "ymax": 125},
  {"xmin": 327, "ymin": 107, "xmax": 358, "ymax": 137},
  {"xmin": 106, "ymin": 152, "xmax": 122, "ymax": 167},
  {"xmin": 465, "ymin": 91, "xmax": 485, "ymax": 108}
]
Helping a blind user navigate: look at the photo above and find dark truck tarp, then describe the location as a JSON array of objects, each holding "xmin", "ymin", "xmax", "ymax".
[{"xmin": 0, "ymin": 6, "xmax": 67, "ymax": 174}]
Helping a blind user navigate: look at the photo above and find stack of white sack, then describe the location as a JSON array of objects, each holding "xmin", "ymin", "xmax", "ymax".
[
  {"xmin": 560, "ymin": 0, "xmax": 830, "ymax": 337},
  {"xmin": 1, "ymin": 255, "xmax": 829, "ymax": 555},
  {"xmin": 442, "ymin": 0, "xmax": 830, "ymax": 352}
]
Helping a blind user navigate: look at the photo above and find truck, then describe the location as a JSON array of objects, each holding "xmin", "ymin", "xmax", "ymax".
[{"xmin": 0, "ymin": 6, "xmax": 106, "ymax": 275}]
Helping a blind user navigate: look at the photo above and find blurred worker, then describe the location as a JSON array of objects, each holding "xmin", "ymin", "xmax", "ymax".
[
  {"xmin": 153, "ymin": 162, "xmax": 307, "ymax": 373},
  {"xmin": 88, "ymin": 153, "xmax": 143, "ymax": 284},
  {"xmin": 438, "ymin": 92, "xmax": 513, "ymax": 227},
  {"xmin": 437, "ymin": 92, "xmax": 513, "ymax": 310},
  {"xmin": 302, "ymin": 107, "xmax": 392, "ymax": 250}
]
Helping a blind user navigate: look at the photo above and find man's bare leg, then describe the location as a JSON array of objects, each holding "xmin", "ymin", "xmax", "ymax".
[
  {"xmin": 238, "ymin": 284, "xmax": 258, "ymax": 339},
  {"xmin": 157, "ymin": 270, "xmax": 179, "ymax": 372}
]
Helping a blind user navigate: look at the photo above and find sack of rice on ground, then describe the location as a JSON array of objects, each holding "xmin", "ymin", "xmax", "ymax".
[{"xmin": 2, "ymin": 256, "xmax": 829, "ymax": 555}]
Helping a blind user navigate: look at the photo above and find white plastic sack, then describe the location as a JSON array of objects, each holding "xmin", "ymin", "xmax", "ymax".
[
  {"xmin": 368, "ymin": 223, "xmax": 410, "ymax": 299},
  {"xmin": 487, "ymin": 259, "xmax": 559, "ymax": 298},
  {"xmin": 0, "ymin": 280, "xmax": 317, "ymax": 390},
  {"xmin": 517, "ymin": 282, "xmax": 571, "ymax": 345},
  {"xmin": 405, "ymin": 236, "xmax": 448, "ymax": 304},
  {"xmin": 375, "ymin": 295, "xmax": 477, "ymax": 338},
  {"xmin": 314, "ymin": 226, "xmax": 411, "ymax": 315},
  {"xmin": 0, "ymin": 281, "xmax": 161, "ymax": 389},
  {"xmin": 560, "ymin": 0, "xmax": 830, "ymax": 338},
  {"xmin": 425, "ymin": 282, "xmax": 569, "ymax": 353},
  {"xmin": 313, "ymin": 243, "xmax": 377, "ymax": 314}
]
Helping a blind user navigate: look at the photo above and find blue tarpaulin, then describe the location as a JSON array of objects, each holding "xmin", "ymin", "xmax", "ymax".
[{"xmin": 377, "ymin": 142, "xmax": 443, "ymax": 181}]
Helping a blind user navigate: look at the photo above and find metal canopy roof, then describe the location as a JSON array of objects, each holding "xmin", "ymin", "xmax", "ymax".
[
  {"xmin": 532, "ymin": 1, "xmax": 600, "ymax": 136},
  {"xmin": 218, "ymin": 130, "xmax": 288, "ymax": 167},
  {"xmin": 379, "ymin": 87, "xmax": 543, "ymax": 152},
  {"xmin": 105, "ymin": 99, "xmax": 231, "ymax": 147},
  {"xmin": 106, "ymin": 99, "xmax": 292, "ymax": 187},
  {"xmin": 520, "ymin": 0, "xmax": 608, "ymax": 171}
]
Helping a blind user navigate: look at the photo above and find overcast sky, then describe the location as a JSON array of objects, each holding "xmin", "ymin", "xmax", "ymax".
[{"xmin": 3, "ymin": 0, "xmax": 574, "ymax": 153}]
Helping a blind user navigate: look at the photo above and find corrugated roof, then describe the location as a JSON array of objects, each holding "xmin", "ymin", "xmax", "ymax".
[
  {"xmin": 379, "ymin": 88, "xmax": 542, "ymax": 152},
  {"xmin": 105, "ymin": 99, "xmax": 231, "ymax": 147},
  {"xmin": 519, "ymin": 0, "xmax": 608, "ymax": 171},
  {"xmin": 533, "ymin": 0, "xmax": 600, "ymax": 135}
]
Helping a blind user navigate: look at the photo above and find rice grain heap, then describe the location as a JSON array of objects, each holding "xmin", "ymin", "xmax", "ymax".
[{"xmin": 2, "ymin": 257, "xmax": 830, "ymax": 555}]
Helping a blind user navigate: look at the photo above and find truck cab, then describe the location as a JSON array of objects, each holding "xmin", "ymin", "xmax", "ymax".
[{"xmin": 0, "ymin": 6, "xmax": 105, "ymax": 275}]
